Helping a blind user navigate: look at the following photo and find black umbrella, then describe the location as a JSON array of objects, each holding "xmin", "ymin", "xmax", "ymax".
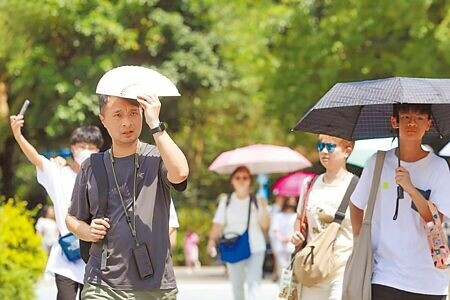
[
  {"xmin": 294, "ymin": 77, "xmax": 450, "ymax": 140},
  {"xmin": 293, "ymin": 77, "xmax": 450, "ymax": 219}
]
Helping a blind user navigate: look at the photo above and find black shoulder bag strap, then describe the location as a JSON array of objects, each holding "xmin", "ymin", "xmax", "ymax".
[
  {"xmin": 80, "ymin": 152, "xmax": 109, "ymax": 269},
  {"xmin": 92, "ymin": 152, "xmax": 109, "ymax": 271},
  {"xmin": 333, "ymin": 174, "xmax": 359, "ymax": 224}
]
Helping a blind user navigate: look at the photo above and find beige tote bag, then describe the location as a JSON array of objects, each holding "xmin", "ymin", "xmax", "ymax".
[
  {"xmin": 294, "ymin": 176, "xmax": 358, "ymax": 287},
  {"xmin": 341, "ymin": 151, "xmax": 385, "ymax": 300}
]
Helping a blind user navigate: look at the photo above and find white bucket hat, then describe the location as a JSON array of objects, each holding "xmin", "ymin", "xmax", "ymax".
[{"xmin": 96, "ymin": 65, "xmax": 180, "ymax": 99}]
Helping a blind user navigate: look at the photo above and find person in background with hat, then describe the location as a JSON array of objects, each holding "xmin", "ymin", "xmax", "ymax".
[
  {"xmin": 66, "ymin": 66, "xmax": 189, "ymax": 300},
  {"xmin": 9, "ymin": 115, "xmax": 103, "ymax": 300}
]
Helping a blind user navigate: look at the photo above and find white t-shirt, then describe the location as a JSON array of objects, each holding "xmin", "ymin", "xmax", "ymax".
[
  {"xmin": 213, "ymin": 193, "xmax": 267, "ymax": 253},
  {"xmin": 36, "ymin": 156, "xmax": 85, "ymax": 283},
  {"xmin": 351, "ymin": 149, "xmax": 450, "ymax": 295},
  {"xmin": 35, "ymin": 217, "xmax": 59, "ymax": 251},
  {"xmin": 298, "ymin": 172, "xmax": 354, "ymax": 279},
  {"xmin": 270, "ymin": 211, "xmax": 296, "ymax": 254},
  {"xmin": 169, "ymin": 200, "xmax": 179, "ymax": 228}
]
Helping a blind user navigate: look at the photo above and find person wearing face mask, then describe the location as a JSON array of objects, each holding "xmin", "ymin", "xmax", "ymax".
[
  {"xmin": 207, "ymin": 166, "xmax": 271, "ymax": 300},
  {"xmin": 291, "ymin": 134, "xmax": 356, "ymax": 300},
  {"xmin": 9, "ymin": 116, "xmax": 103, "ymax": 300}
]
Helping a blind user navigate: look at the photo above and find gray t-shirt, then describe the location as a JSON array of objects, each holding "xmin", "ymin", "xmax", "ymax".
[{"xmin": 69, "ymin": 143, "xmax": 178, "ymax": 290}]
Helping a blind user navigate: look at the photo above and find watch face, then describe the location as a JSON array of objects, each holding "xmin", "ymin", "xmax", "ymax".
[{"xmin": 150, "ymin": 122, "xmax": 166, "ymax": 134}]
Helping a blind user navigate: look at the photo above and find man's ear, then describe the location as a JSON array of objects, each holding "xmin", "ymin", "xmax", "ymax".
[
  {"xmin": 99, "ymin": 114, "xmax": 106, "ymax": 127},
  {"xmin": 344, "ymin": 147, "xmax": 352, "ymax": 158},
  {"xmin": 390, "ymin": 116, "xmax": 399, "ymax": 129},
  {"xmin": 425, "ymin": 119, "xmax": 432, "ymax": 131}
]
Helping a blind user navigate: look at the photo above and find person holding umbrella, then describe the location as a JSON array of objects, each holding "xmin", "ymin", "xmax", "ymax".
[
  {"xmin": 291, "ymin": 134, "xmax": 357, "ymax": 299},
  {"xmin": 350, "ymin": 103, "xmax": 450, "ymax": 299},
  {"xmin": 207, "ymin": 166, "xmax": 270, "ymax": 300}
]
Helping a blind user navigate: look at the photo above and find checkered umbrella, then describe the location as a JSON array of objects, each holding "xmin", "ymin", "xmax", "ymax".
[
  {"xmin": 294, "ymin": 77, "xmax": 450, "ymax": 219},
  {"xmin": 293, "ymin": 77, "xmax": 450, "ymax": 140}
]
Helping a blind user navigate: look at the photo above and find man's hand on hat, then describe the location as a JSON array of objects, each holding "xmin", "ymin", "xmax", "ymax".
[{"xmin": 136, "ymin": 94, "xmax": 161, "ymax": 129}]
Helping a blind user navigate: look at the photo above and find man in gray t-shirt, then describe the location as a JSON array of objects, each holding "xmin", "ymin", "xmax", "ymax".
[{"xmin": 66, "ymin": 66, "xmax": 189, "ymax": 299}]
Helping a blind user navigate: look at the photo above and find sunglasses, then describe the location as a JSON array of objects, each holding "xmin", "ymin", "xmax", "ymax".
[
  {"xmin": 317, "ymin": 142, "xmax": 337, "ymax": 153},
  {"xmin": 234, "ymin": 176, "xmax": 250, "ymax": 181}
]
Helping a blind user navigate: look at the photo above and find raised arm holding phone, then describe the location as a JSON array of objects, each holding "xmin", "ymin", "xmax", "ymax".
[{"xmin": 10, "ymin": 101, "xmax": 104, "ymax": 300}]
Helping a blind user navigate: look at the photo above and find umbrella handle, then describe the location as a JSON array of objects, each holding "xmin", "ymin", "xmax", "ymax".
[
  {"xmin": 397, "ymin": 130, "xmax": 404, "ymax": 200},
  {"xmin": 393, "ymin": 130, "xmax": 404, "ymax": 221},
  {"xmin": 397, "ymin": 185, "xmax": 404, "ymax": 199}
]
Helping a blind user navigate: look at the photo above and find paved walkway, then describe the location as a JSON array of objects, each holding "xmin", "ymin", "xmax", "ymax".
[{"xmin": 36, "ymin": 266, "xmax": 279, "ymax": 300}]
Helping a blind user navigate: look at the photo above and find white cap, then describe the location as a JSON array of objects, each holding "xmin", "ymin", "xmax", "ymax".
[{"xmin": 96, "ymin": 65, "xmax": 180, "ymax": 99}]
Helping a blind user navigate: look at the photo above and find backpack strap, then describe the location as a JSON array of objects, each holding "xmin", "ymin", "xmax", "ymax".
[
  {"xmin": 224, "ymin": 193, "xmax": 257, "ymax": 230},
  {"xmin": 226, "ymin": 193, "xmax": 258, "ymax": 209},
  {"xmin": 91, "ymin": 153, "xmax": 108, "ymax": 218},
  {"xmin": 226, "ymin": 193, "xmax": 232, "ymax": 207},
  {"xmin": 90, "ymin": 152, "xmax": 109, "ymax": 271}
]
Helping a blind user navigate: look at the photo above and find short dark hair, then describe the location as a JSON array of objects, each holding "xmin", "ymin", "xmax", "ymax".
[
  {"xmin": 70, "ymin": 125, "xmax": 104, "ymax": 148},
  {"xmin": 98, "ymin": 94, "xmax": 139, "ymax": 114},
  {"xmin": 230, "ymin": 166, "xmax": 253, "ymax": 185},
  {"xmin": 99, "ymin": 94, "xmax": 109, "ymax": 114},
  {"xmin": 392, "ymin": 104, "xmax": 431, "ymax": 120}
]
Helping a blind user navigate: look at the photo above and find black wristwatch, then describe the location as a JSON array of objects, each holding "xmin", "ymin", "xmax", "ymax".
[{"xmin": 150, "ymin": 122, "xmax": 166, "ymax": 135}]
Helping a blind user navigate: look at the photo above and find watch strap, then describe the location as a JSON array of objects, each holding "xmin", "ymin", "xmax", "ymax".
[{"xmin": 150, "ymin": 122, "xmax": 166, "ymax": 135}]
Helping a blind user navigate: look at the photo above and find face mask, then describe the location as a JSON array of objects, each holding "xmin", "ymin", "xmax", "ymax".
[
  {"xmin": 73, "ymin": 149, "xmax": 95, "ymax": 165},
  {"xmin": 284, "ymin": 204, "xmax": 297, "ymax": 210}
]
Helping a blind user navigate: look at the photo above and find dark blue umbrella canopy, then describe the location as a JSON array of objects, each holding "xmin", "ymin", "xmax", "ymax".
[{"xmin": 293, "ymin": 77, "xmax": 450, "ymax": 140}]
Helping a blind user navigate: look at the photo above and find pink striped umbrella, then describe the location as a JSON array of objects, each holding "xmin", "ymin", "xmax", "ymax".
[
  {"xmin": 208, "ymin": 144, "xmax": 312, "ymax": 175},
  {"xmin": 272, "ymin": 171, "xmax": 316, "ymax": 197}
]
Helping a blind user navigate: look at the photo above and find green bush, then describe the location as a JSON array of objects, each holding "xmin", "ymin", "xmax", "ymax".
[
  {"xmin": 172, "ymin": 203, "xmax": 217, "ymax": 266},
  {"xmin": 0, "ymin": 197, "xmax": 47, "ymax": 300}
]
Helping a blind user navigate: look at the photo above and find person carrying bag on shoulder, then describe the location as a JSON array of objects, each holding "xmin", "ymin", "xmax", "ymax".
[
  {"xmin": 347, "ymin": 104, "xmax": 450, "ymax": 300},
  {"xmin": 207, "ymin": 166, "xmax": 270, "ymax": 300},
  {"xmin": 290, "ymin": 134, "xmax": 356, "ymax": 300}
]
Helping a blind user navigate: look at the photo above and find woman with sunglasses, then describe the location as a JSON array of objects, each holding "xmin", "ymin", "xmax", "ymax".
[
  {"xmin": 291, "ymin": 134, "xmax": 356, "ymax": 300},
  {"xmin": 207, "ymin": 166, "xmax": 270, "ymax": 300}
]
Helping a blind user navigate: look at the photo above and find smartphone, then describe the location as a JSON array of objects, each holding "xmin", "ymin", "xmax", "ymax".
[
  {"xmin": 18, "ymin": 99, "xmax": 30, "ymax": 116},
  {"xmin": 132, "ymin": 243, "xmax": 154, "ymax": 279}
]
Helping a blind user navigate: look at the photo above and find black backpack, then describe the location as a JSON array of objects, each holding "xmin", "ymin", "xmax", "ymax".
[{"xmin": 79, "ymin": 152, "xmax": 109, "ymax": 263}]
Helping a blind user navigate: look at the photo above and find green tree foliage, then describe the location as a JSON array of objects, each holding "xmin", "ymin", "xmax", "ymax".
[
  {"xmin": 0, "ymin": 198, "xmax": 46, "ymax": 300},
  {"xmin": 0, "ymin": 0, "xmax": 290, "ymax": 207},
  {"xmin": 2, "ymin": 0, "xmax": 450, "ymax": 266},
  {"xmin": 264, "ymin": 0, "xmax": 450, "ymax": 144},
  {"xmin": 0, "ymin": 0, "xmax": 232, "ymax": 202},
  {"xmin": 171, "ymin": 204, "xmax": 217, "ymax": 265}
]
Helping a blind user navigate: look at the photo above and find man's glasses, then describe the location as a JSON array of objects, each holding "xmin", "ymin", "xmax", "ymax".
[{"xmin": 317, "ymin": 142, "xmax": 337, "ymax": 153}]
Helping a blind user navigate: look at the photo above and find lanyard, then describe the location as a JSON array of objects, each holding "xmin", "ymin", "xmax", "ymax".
[{"xmin": 110, "ymin": 144, "xmax": 140, "ymax": 247}]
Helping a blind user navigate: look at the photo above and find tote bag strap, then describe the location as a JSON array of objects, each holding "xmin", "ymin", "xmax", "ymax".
[
  {"xmin": 297, "ymin": 175, "xmax": 318, "ymax": 231},
  {"xmin": 333, "ymin": 175, "xmax": 359, "ymax": 224},
  {"xmin": 364, "ymin": 150, "xmax": 386, "ymax": 223}
]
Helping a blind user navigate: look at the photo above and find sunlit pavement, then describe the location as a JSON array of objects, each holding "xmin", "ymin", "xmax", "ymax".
[{"xmin": 35, "ymin": 266, "xmax": 278, "ymax": 300}]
